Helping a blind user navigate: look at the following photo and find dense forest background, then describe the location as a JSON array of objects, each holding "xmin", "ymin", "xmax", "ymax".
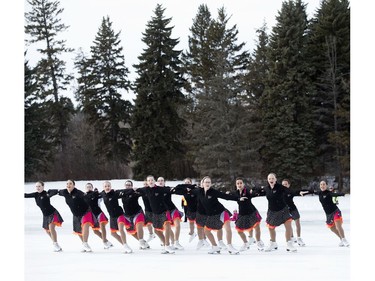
[{"xmin": 24, "ymin": 0, "xmax": 350, "ymax": 191}]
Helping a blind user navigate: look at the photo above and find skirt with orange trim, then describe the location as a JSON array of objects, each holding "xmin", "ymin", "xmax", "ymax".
[
  {"xmin": 153, "ymin": 211, "xmax": 172, "ymax": 231},
  {"xmin": 42, "ymin": 210, "xmax": 64, "ymax": 231},
  {"xmin": 73, "ymin": 210, "xmax": 98, "ymax": 235},
  {"xmin": 170, "ymin": 208, "xmax": 183, "ymax": 226},
  {"xmin": 205, "ymin": 210, "xmax": 231, "ymax": 230},
  {"xmin": 124, "ymin": 211, "xmax": 146, "ymax": 234},
  {"xmin": 92, "ymin": 212, "xmax": 109, "ymax": 230},
  {"xmin": 235, "ymin": 211, "xmax": 262, "ymax": 232},
  {"xmin": 144, "ymin": 210, "xmax": 153, "ymax": 225},
  {"xmin": 326, "ymin": 209, "xmax": 343, "ymax": 228},
  {"xmin": 186, "ymin": 209, "xmax": 197, "ymax": 221},
  {"xmin": 195, "ymin": 212, "xmax": 207, "ymax": 228},
  {"xmin": 266, "ymin": 206, "xmax": 292, "ymax": 229}
]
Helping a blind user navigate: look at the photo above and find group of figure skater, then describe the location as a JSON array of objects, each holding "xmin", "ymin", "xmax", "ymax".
[{"xmin": 24, "ymin": 173, "xmax": 350, "ymax": 254}]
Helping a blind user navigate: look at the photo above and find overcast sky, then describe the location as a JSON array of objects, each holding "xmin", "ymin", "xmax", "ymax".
[
  {"xmin": 24, "ymin": 0, "xmax": 323, "ymax": 65},
  {"xmin": 23, "ymin": 0, "xmax": 322, "ymax": 101}
]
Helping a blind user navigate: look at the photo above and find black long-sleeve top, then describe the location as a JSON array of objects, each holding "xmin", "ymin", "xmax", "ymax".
[
  {"xmin": 309, "ymin": 189, "xmax": 345, "ymax": 214},
  {"xmin": 184, "ymin": 187, "xmax": 207, "ymax": 215},
  {"xmin": 141, "ymin": 194, "xmax": 152, "ymax": 212},
  {"xmin": 283, "ymin": 189, "xmax": 305, "ymax": 211},
  {"xmin": 118, "ymin": 189, "xmax": 143, "ymax": 216},
  {"xmin": 99, "ymin": 189, "xmax": 125, "ymax": 218},
  {"xmin": 172, "ymin": 185, "xmax": 198, "ymax": 213},
  {"xmin": 135, "ymin": 185, "xmax": 170, "ymax": 214},
  {"xmin": 163, "ymin": 188, "xmax": 178, "ymax": 211},
  {"xmin": 24, "ymin": 190, "xmax": 59, "ymax": 216},
  {"xmin": 54, "ymin": 188, "xmax": 90, "ymax": 217},
  {"xmin": 197, "ymin": 187, "xmax": 239, "ymax": 216},
  {"xmin": 229, "ymin": 187, "xmax": 261, "ymax": 215},
  {"xmin": 84, "ymin": 190, "xmax": 103, "ymax": 216},
  {"xmin": 264, "ymin": 182, "xmax": 289, "ymax": 212}
]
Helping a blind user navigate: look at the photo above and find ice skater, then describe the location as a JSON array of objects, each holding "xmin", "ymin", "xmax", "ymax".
[
  {"xmin": 83, "ymin": 182, "xmax": 113, "ymax": 249},
  {"xmin": 24, "ymin": 181, "xmax": 64, "ymax": 252},
  {"xmin": 54, "ymin": 179, "xmax": 98, "ymax": 252},
  {"xmin": 100, "ymin": 180, "xmax": 134, "ymax": 253},
  {"xmin": 172, "ymin": 177, "xmax": 199, "ymax": 244},
  {"xmin": 119, "ymin": 180, "xmax": 150, "ymax": 250},
  {"xmin": 227, "ymin": 177, "xmax": 265, "ymax": 251},
  {"xmin": 197, "ymin": 176, "xmax": 242, "ymax": 255},
  {"xmin": 140, "ymin": 179, "xmax": 156, "ymax": 243},
  {"xmin": 301, "ymin": 180, "xmax": 349, "ymax": 247},
  {"xmin": 157, "ymin": 176, "xmax": 184, "ymax": 250},
  {"xmin": 263, "ymin": 173, "xmax": 297, "ymax": 252},
  {"xmin": 281, "ymin": 178, "xmax": 307, "ymax": 247}
]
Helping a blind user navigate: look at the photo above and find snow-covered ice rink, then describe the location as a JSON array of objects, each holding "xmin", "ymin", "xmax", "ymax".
[{"xmin": 24, "ymin": 180, "xmax": 352, "ymax": 281}]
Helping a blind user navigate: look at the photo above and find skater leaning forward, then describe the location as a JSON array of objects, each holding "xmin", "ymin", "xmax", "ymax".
[{"xmin": 52, "ymin": 179, "xmax": 99, "ymax": 252}]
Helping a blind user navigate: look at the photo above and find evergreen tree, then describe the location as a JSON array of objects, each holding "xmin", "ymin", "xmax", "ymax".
[
  {"xmin": 260, "ymin": 0, "xmax": 315, "ymax": 185},
  {"xmin": 74, "ymin": 16, "xmax": 133, "ymax": 165},
  {"xmin": 308, "ymin": 0, "xmax": 350, "ymax": 189},
  {"xmin": 180, "ymin": 4, "xmax": 214, "ymax": 178},
  {"xmin": 25, "ymin": 59, "xmax": 56, "ymax": 179},
  {"xmin": 25, "ymin": 0, "xmax": 75, "ymax": 177},
  {"xmin": 183, "ymin": 6, "xmax": 250, "ymax": 182},
  {"xmin": 242, "ymin": 22, "xmax": 270, "ymax": 179},
  {"xmin": 181, "ymin": 4, "xmax": 215, "ymax": 102},
  {"xmin": 131, "ymin": 4, "xmax": 187, "ymax": 180}
]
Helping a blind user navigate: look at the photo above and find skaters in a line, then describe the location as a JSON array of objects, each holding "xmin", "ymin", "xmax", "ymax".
[
  {"xmin": 84, "ymin": 182, "xmax": 113, "ymax": 249},
  {"xmin": 24, "ymin": 181, "xmax": 64, "ymax": 252},
  {"xmin": 281, "ymin": 179, "xmax": 306, "ymax": 247},
  {"xmin": 100, "ymin": 181, "xmax": 134, "ymax": 253},
  {"xmin": 54, "ymin": 179, "xmax": 98, "ymax": 252},
  {"xmin": 228, "ymin": 177, "xmax": 265, "ymax": 252},
  {"xmin": 263, "ymin": 173, "xmax": 297, "ymax": 252},
  {"xmin": 25, "ymin": 178, "xmax": 350, "ymax": 253},
  {"xmin": 301, "ymin": 180, "xmax": 349, "ymax": 247}
]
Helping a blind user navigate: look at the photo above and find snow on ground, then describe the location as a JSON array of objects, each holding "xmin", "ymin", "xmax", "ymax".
[{"xmin": 23, "ymin": 179, "xmax": 352, "ymax": 281}]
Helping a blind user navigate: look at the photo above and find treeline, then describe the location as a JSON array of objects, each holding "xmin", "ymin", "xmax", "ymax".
[{"xmin": 24, "ymin": 0, "xmax": 350, "ymax": 190}]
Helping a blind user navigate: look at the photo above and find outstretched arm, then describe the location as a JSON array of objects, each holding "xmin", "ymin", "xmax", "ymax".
[
  {"xmin": 24, "ymin": 192, "xmax": 37, "ymax": 198},
  {"xmin": 331, "ymin": 191, "xmax": 346, "ymax": 198},
  {"xmin": 48, "ymin": 189, "xmax": 64, "ymax": 196},
  {"xmin": 300, "ymin": 189, "xmax": 317, "ymax": 196},
  {"xmin": 47, "ymin": 189, "xmax": 59, "ymax": 197},
  {"xmin": 213, "ymin": 189, "xmax": 240, "ymax": 201}
]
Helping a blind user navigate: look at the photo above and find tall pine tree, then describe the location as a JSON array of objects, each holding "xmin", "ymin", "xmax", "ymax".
[
  {"xmin": 183, "ymin": 6, "xmax": 250, "ymax": 182},
  {"xmin": 260, "ymin": 0, "xmax": 315, "ymax": 185},
  {"xmin": 308, "ymin": 0, "xmax": 350, "ymax": 190},
  {"xmin": 242, "ymin": 22, "xmax": 270, "ymax": 179},
  {"xmin": 25, "ymin": 59, "xmax": 55, "ymax": 179},
  {"xmin": 131, "ymin": 4, "xmax": 187, "ymax": 180},
  {"xmin": 74, "ymin": 16, "xmax": 133, "ymax": 167},
  {"xmin": 25, "ymin": 0, "xmax": 74, "ymax": 178}
]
